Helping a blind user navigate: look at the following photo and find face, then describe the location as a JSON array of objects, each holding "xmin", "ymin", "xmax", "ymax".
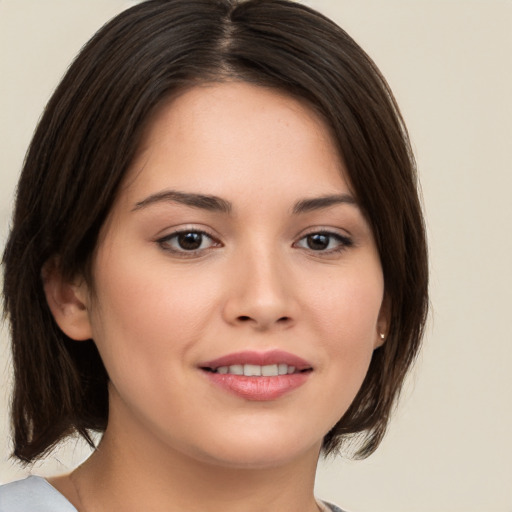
[{"xmin": 77, "ymin": 82, "xmax": 387, "ymax": 468}]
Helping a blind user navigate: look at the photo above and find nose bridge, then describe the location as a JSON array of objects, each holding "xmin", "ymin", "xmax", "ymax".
[
  {"xmin": 223, "ymin": 237, "xmax": 296, "ymax": 329},
  {"xmin": 246, "ymin": 244, "xmax": 286, "ymax": 301}
]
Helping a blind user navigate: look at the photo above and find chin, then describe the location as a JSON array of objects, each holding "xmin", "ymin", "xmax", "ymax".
[{"xmin": 185, "ymin": 428, "xmax": 323, "ymax": 470}]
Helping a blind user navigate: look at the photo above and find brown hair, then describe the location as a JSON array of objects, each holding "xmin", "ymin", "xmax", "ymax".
[{"xmin": 2, "ymin": 0, "xmax": 428, "ymax": 463}]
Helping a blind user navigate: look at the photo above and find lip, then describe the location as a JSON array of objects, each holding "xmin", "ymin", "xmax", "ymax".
[
  {"xmin": 200, "ymin": 350, "xmax": 312, "ymax": 371},
  {"xmin": 199, "ymin": 350, "xmax": 313, "ymax": 401}
]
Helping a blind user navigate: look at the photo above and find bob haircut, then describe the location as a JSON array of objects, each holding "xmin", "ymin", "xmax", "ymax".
[{"xmin": 2, "ymin": 0, "xmax": 428, "ymax": 463}]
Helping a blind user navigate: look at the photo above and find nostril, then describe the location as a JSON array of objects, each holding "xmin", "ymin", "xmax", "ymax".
[{"xmin": 234, "ymin": 315, "xmax": 293, "ymax": 326}]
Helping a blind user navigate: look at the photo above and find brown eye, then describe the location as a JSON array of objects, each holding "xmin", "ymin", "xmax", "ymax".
[
  {"xmin": 306, "ymin": 234, "xmax": 330, "ymax": 250},
  {"xmin": 295, "ymin": 231, "xmax": 353, "ymax": 253},
  {"xmin": 177, "ymin": 232, "xmax": 203, "ymax": 250},
  {"xmin": 158, "ymin": 230, "xmax": 219, "ymax": 254}
]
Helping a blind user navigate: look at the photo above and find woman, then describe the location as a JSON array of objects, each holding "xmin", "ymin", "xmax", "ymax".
[{"xmin": 0, "ymin": 1, "xmax": 428, "ymax": 511}]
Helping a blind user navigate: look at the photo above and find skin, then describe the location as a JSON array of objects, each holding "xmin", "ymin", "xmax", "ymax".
[{"xmin": 46, "ymin": 82, "xmax": 388, "ymax": 512}]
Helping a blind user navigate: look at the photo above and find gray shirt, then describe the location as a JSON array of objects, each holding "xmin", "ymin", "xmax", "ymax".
[{"xmin": 0, "ymin": 477, "xmax": 77, "ymax": 512}]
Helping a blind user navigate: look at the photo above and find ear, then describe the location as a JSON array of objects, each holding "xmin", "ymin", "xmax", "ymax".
[
  {"xmin": 374, "ymin": 294, "xmax": 391, "ymax": 349},
  {"xmin": 42, "ymin": 259, "xmax": 93, "ymax": 341}
]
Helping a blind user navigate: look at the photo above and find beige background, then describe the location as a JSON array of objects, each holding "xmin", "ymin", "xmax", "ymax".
[{"xmin": 1, "ymin": 1, "xmax": 511, "ymax": 511}]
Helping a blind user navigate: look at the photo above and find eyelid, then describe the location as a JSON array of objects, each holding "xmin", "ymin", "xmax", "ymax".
[
  {"xmin": 156, "ymin": 226, "xmax": 223, "ymax": 257},
  {"xmin": 295, "ymin": 225, "xmax": 353, "ymax": 241},
  {"xmin": 293, "ymin": 228, "xmax": 354, "ymax": 253}
]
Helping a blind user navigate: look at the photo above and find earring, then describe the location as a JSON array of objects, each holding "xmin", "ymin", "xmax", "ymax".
[{"xmin": 379, "ymin": 333, "xmax": 385, "ymax": 340}]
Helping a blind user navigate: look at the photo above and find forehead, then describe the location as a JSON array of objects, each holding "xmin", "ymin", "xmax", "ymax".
[{"xmin": 121, "ymin": 81, "xmax": 350, "ymax": 206}]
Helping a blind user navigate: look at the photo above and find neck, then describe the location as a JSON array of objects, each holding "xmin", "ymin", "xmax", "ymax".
[{"xmin": 65, "ymin": 408, "xmax": 322, "ymax": 512}]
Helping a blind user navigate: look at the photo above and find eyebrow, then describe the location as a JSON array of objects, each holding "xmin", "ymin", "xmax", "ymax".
[
  {"xmin": 132, "ymin": 190, "xmax": 232, "ymax": 213},
  {"xmin": 132, "ymin": 190, "xmax": 357, "ymax": 215},
  {"xmin": 292, "ymin": 193, "xmax": 358, "ymax": 214}
]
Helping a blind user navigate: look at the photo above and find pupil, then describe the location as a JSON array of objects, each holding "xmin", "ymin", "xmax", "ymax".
[
  {"xmin": 178, "ymin": 232, "xmax": 202, "ymax": 250},
  {"xmin": 307, "ymin": 234, "xmax": 329, "ymax": 250}
]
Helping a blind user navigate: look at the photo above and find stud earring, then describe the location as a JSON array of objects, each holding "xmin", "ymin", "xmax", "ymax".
[{"xmin": 379, "ymin": 333, "xmax": 385, "ymax": 340}]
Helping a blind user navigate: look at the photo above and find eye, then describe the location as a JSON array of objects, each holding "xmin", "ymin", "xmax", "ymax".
[
  {"xmin": 294, "ymin": 231, "xmax": 353, "ymax": 253},
  {"xmin": 157, "ymin": 230, "xmax": 220, "ymax": 255}
]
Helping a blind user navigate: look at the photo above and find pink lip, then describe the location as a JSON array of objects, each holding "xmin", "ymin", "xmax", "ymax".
[
  {"xmin": 199, "ymin": 350, "xmax": 313, "ymax": 401},
  {"xmin": 200, "ymin": 350, "xmax": 312, "ymax": 370}
]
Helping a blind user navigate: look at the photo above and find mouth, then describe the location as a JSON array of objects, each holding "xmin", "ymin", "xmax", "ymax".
[
  {"xmin": 199, "ymin": 349, "xmax": 313, "ymax": 376},
  {"xmin": 199, "ymin": 350, "xmax": 313, "ymax": 400},
  {"xmin": 201, "ymin": 363, "xmax": 311, "ymax": 377}
]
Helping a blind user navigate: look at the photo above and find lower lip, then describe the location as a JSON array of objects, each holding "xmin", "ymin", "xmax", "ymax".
[{"xmin": 203, "ymin": 372, "xmax": 310, "ymax": 401}]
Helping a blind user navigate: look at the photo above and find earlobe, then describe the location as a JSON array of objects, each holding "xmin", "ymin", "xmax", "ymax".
[
  {"xmin": 375, "ymin": 294, "xmax": 391, "ymax": 349},
  {"xmin": 42, "ymin": 260, "xmax": 93, "ymax": 341}
]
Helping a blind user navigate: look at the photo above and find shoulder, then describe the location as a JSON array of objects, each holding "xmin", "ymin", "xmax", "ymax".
[
  {"xmin": 318, "ymin": 500, "xmax": 350, "ymax": 512},
  {"xmin": 0, "ymin": 476, "xmax": 77, "ymax": 512},
  {"xmin": 320, "ymin": 501, "xmax": 347, "ymax": 512}
]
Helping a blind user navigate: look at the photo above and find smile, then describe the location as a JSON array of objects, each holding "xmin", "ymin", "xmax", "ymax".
[
  {"xmin": 200, "ymin": 350, "xmax": 313, "ymax": 400},
  {"xmin": 204, "ymin": 363, "xmax": 307, "ymax": 376}
]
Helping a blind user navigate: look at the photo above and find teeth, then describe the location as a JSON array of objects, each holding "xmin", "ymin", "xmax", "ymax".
[
  {"xmin": 261, "ymin": 364, "xmax": 278, "ymax": 377},
  {"xmin": 229, "ymin": 364, "xmax": 244, "ymax": 375},
  {"xmin": 213, "ymin": 364, "xmax": 300, "ymax": 376},
  {"xmin": 244, "ymin": 364, "xmax": 261, "ymax": 376}
]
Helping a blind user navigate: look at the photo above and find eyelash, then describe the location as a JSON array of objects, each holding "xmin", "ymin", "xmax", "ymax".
[
  {"xmin": 157, "ymin": 229, "xmax": 221, "ymax": 257},
  {"xmin": 156, "ymin": 229, "xmax": 353, "ymax": 257},
  {"xmin": 293, "ymin": 231, "xmax": 354, "ymax": 254}
]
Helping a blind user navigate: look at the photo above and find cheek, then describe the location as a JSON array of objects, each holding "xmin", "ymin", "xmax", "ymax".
[
  {"xmin": 87, "ymin": 250, "xmax": 219, "ymax": 385},
  {"xmin": 305, "ymin": 264, "xmax": 384, "ymax": 408},
  {"xmin": 308, "ymin": 263, "xmax": 384, "ymax": 341},
  {"xmin": 92, "ymin": 247, "xmax": 218, "ymax": 333}
]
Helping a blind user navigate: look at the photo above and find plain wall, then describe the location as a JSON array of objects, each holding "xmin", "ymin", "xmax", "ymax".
[{"xmin": 1, "ymin": 1, "xmax": 511, "ymax": 511}]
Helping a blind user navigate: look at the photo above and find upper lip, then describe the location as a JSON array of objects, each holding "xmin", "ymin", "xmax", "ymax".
[{"xmin": 200, "ymin": 350, "xmax": 313, "ymax": 371}]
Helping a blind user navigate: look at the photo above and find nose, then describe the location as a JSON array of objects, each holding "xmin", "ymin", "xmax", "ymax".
[{"xmin": 222, "ymin": 247, "xmax": 298, "ymax": 331}]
